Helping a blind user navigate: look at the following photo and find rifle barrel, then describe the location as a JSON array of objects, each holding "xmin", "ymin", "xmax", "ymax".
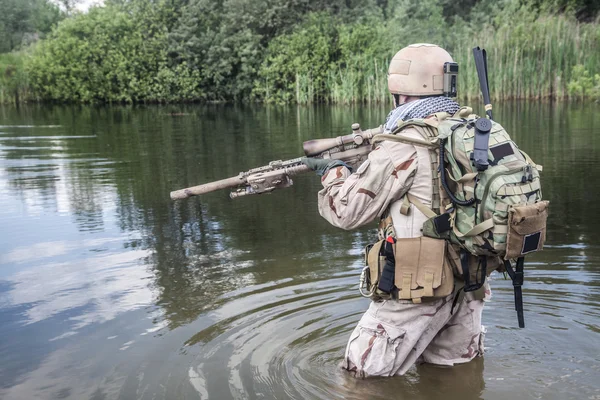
[{"xmin": 170, "ymin": 175, "xmax": 245, "ymax": 200}]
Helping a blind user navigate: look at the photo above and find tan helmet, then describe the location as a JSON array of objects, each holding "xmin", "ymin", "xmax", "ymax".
[{"xmin": 388, "ymin": 43, "xmax": 454, "ymax": 97}]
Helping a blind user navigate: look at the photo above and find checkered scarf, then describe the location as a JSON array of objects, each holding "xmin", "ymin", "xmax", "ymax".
[{"xmin": 384, "ymin": 97, "xmax": 460, "ymax": 133}]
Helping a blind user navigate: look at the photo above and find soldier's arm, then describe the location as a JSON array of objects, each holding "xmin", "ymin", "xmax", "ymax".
[{"xmin": 317, "ymin": 140, "xmax": 417, "ymax": 230}]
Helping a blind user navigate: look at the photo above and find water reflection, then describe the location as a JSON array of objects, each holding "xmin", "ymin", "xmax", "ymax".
[{"xmin": 0, "ymin": 102, "xmax": 599, "ymax": 399}]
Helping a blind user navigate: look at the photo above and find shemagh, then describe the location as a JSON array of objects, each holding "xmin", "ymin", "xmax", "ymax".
[{"xmin": 384, "ymin": 97, "xmax": 460, "ymax": 133}]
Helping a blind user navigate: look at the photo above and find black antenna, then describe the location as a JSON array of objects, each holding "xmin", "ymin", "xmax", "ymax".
[
  {"xmin": 473, "ymin": 47, "xmax": 493, "ymax": 120},
  {"xmin": 471, "ymin": 47, "xmax": 493, "ymax": 171}
]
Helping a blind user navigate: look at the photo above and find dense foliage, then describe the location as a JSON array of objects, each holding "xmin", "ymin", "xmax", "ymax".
[
  {"xmin": 27, "ymin": 3, "xmax": 203, "ymax": 102},
  {"xmin": 0, "ymin": 0, "xmax": 62, "ymax": 53},
  {"xmin": 0, "ymin": 0, "xmax": 599, "ymax": 104}
]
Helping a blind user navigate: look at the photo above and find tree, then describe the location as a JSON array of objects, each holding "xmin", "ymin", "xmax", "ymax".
[
  {"xmin": 55, "ymin": 0, "xmax": 81, "ymax": 15},
  {"xmin": 0, "ymin": 0, "xmax": 62, "ymax": 52}
]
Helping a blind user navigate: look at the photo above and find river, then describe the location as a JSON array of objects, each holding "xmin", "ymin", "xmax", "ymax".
[{"xmin": 0, "ymin": 102, "xmax": 598, "ymax": 400}]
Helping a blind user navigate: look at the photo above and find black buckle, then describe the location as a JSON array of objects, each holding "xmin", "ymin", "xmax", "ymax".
[{"xmin": 512, "ymin": 270, "xmax": 524, "ymax": 287}]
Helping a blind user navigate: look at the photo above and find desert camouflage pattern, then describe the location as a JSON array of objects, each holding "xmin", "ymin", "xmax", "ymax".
[
  {"xmin": 317, "ymin": 116, "xmax": 491, "ymax": 376},
  {"xmin": 343, "ymin": 283, "xmax": 490, "ymax": 377},
  {"xmin": 318, "ymin": 120, "xmax": 444, "ymax": 239},
  {"xmin": 317, "ymin": 132, "xmax": 419, "ymax": 230}
]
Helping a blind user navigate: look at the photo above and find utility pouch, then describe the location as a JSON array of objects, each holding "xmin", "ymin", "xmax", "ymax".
[
  {"xmin": 394, "ymin": 237, "xmax": 454, "ymax": 303},
  {"xmin": 505, "ymin": 201, "xmax": 549, "ymax": 259},
  {"xmin": 422, "ymin": 215, "xmax": 452, "ymax": 240},
  {"xmin": 365, "ymin": 239, "xmax": 386, "ymax": 292}
]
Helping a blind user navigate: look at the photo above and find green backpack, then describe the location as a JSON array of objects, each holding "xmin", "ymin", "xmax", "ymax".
[
  {"xmin": 378, "ymin": 107, "xmax": 548, "ymax": 261},
  {"xmin": 435, "ymin": 112, "xmax": 547, "ymax": 259},
  {"xmin": 370, "ymin": 107, "xmax": 549, "ymax": 327}
]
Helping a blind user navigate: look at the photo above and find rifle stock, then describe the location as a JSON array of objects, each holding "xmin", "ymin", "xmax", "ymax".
[{"xmin": 169, "ymin": 124, "xmax": 383, "ymax": 200}]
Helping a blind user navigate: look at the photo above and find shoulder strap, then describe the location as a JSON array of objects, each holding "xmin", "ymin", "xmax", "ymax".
[{"xmin": 405, "ymin": 193, "xmax": 437, "ymax": 218}]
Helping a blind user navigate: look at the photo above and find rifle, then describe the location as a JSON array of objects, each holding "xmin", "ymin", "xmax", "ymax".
[{"xmin": 170, "ymin": 123, "xmax": 384, "ymax": 200}]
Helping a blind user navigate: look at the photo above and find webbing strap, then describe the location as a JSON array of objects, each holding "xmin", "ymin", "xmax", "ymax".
[
  {"xmin": 503, "ymin": 257, "xmax": 525, "ymax": 328},
  {"xmin": 495, "ymin": 203, "xmax": 509, "ymax": 212},
  {"xmin": 423, "ymin": 112, "xmax": 449, "ymax": 128},
  {"xmin": 400, "ymin": 274, "xmax": 412, "ymax": 299},
  {"xmin": 494, "ymin": 224, "xmax": 508, "ymax": 234},
  {"xmin": 406, "ymin": 193, "xmax": 438, "ymax": 218},
  {"xmin": 423, "ymin": 272, "xmax": 434, "ymax": 297},
  {"xmin": 400, "ymin": 196, "xmax": 410, "ymax": 216},
  {"xmin": 457, "ymin": 172, "xmax": 478, "ymax": 183},
  {"xmin": 428, "ymin": 144, "xmax": 441, "ymax": 213},
  {"xmin": 424, "ymin": 119, "xmax": 440, "ymax": 128},
  {"xmin": 453, "ymin": 218, "xmax": 494, "ymax": 238},
  {"xmin": 497, "ymin": 180, "xmax": 541, "ymax": 196},
  {"xmin": 494, "ymin": 242, "xmax": 506, "ymax": 252}
]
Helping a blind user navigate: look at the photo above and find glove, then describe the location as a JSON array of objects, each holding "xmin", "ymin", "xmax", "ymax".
[{"xmin": 301, "ymin": 157, "xmax": 352, "ymax": 176}]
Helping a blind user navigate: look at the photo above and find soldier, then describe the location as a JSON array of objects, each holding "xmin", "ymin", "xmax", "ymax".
[{"xmin": 302, "ymin": 43, "xmax": 491, "ymax": 377}]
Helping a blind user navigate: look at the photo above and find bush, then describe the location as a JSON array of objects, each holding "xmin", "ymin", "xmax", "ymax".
[
  {"xmin": 2, "ymin": 0, "xmax": 600, "ymax": 104},
  {"xmin": 0, "ymin": 51, "xmax": 30, "ymax": 103},
  {"xmin": 27, "ymin": 4, "xmax": 201, "ymax": 103},
  {"xmin": 568, "ymin": 65, "xmax": 600, "ymax": 100}
]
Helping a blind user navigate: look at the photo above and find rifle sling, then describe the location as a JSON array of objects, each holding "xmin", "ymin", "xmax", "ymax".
[{"xmin": 503, "ymin": 257, "xmax": 525, "ymax": 328}]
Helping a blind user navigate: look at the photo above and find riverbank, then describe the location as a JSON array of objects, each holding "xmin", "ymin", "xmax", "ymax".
[{"xmin": 0, "ymin": 1, "xmax": 599, "ymax": 105}]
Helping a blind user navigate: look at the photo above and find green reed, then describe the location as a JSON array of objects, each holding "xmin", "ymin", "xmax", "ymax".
[
  {"xmin": 324, "ymin": 59, "xmax": 390, "ymax": 106},
  {"xmin": 299, "ymin": 14, "xmax": 599, "ymax": 104},
  {"xmin": 453, "ymin": 15, "xmax": 599, "ymax": 101},
  {"xmin": 0, "ymin": 51, "xmax": 31, "ymax": 104}
]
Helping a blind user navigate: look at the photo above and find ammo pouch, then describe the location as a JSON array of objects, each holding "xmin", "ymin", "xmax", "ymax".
[
  {"xmin": 505, "ymin": 201, "xmax": 549, "ymax": 259},
  {"xmin": 364, "ymin": 237, "xmax": 454, "ymax": 303}
]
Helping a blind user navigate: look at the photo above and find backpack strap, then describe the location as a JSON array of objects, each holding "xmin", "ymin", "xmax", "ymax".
[
  {"xmin": 453, "ymin": 218, "xmax": 494, "ymax": 238},
  {"xmin": 405, "ymin": 193, "xmax": 437, "ymax": 218}
]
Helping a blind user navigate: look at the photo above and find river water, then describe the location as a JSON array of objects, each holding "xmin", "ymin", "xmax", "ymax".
[{"xmin": 0, "ymin": 102, "xmax": 598, "ymax": 400}]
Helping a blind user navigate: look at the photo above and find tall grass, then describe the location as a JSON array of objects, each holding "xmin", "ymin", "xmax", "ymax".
[
  {"xmin": 326, "ymin": 59, "xmax": 389, "ymax": 105},
  {"xmin": 296, "ymin": 14, "xmax": 599, "ymax": 104},
  {"xmin": 453, "ymin": 15, "xmax": 600, "ymax": 101},
  {"xmin": 0, "ymin": 51, "xmax": 31, "ymax": 104}
]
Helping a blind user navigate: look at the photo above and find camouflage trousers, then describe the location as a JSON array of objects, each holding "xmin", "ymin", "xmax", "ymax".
[{"xmin": 343, "ymin": 285, "xmax": 490, "ymax": 377}]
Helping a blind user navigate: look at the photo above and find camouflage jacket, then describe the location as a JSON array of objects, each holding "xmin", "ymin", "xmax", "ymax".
[{"xmin": 318, "ymin": 125, "xmax": 433, "ymax": 237}]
